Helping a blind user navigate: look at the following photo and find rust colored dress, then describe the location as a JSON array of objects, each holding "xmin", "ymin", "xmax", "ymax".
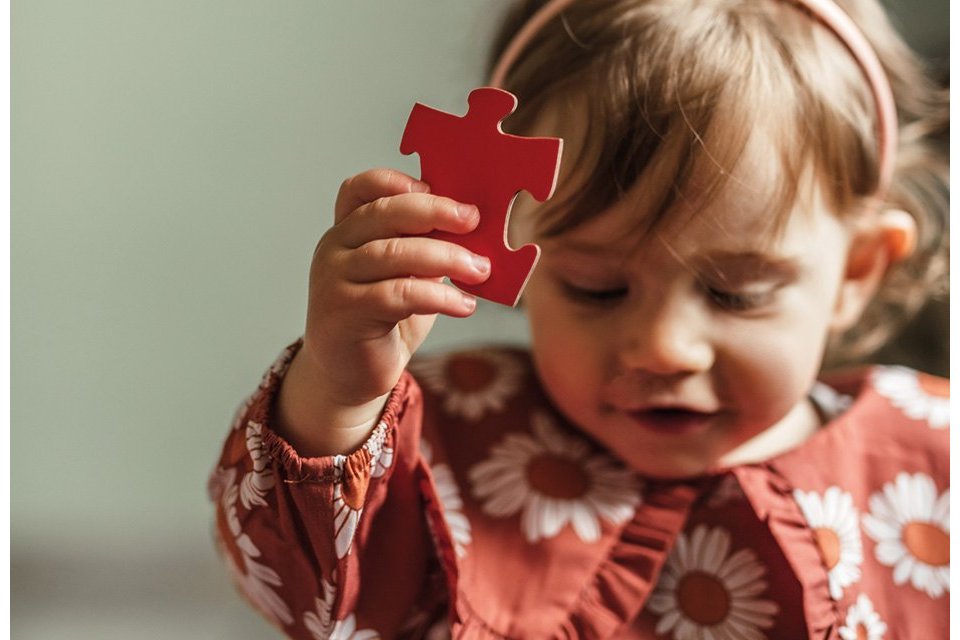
[{"xmin": 209, "ymin": 341, "xmax": 949, "ymax": 639}]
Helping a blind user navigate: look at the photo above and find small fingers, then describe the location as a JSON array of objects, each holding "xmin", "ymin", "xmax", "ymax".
[
  {"xmin": 343, "ymin": 237, "xmax": 491, "ymax": 285},
  {"xmin": 334, "ymin": 169, "xmax": 429, "ymax": 224},
  {"xmin": 361, "ymin": 277, "xmax": 478, "ymax": 321},
  {"xmin": 337, "ymin": 193, "xmax": 479, "ymax": 248}
]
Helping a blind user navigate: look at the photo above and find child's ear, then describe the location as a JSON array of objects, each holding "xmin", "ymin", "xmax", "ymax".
[{"xmin": 830, "ymin": 208, "xmax": 917, "ymax": 332}]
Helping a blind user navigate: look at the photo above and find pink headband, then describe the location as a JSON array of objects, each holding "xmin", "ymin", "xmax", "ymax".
[{"xmin": 489, "ymin": 0, "xmax": 898, "ymax": 201}]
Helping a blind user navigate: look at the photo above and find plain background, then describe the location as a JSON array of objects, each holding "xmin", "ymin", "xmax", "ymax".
[{"xmin": 11, "ymin": 1, "xmax": 947, "ymax": 638}]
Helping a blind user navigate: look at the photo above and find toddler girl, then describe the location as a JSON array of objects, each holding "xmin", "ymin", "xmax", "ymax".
[{"xmin": 209, "ymin": 0, "xmax": 949, "ymax": 637}]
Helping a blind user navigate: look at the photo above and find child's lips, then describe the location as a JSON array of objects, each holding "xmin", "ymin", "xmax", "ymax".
[{"xmin": 626, "ymin": 407, "xmax": 717, "ymax": 435}]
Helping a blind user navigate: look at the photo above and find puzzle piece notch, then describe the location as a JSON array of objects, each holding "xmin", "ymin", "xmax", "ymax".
[{"xmin": 400, "ymin": 87, "xmax": 563, "ymax": 306}]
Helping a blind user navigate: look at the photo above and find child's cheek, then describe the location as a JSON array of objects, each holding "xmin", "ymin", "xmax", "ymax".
[
  {"xmin": 719, "ymin": 317, "xmax": 829, "ymax": 429},
  {"xmin": 528, "ymin": 313, "xmax": 604, "ymax": 420}
]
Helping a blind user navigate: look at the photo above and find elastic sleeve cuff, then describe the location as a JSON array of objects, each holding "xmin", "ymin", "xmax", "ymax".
[{"xmin": 243, "ymin": 338, "xmax": 412, "ymax": 486}]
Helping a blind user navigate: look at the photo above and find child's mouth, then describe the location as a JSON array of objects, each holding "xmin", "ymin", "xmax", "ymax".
[{"xmin": 627, "ymin": 408, "xmax": 715, "ymax": 435}]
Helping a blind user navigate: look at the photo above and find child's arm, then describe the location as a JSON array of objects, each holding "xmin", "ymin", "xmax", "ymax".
[
  {"xmin": 208, "ymin": 170, "xmax": 490, "ymax": 637},
  {"xmin": 211, "ymin": 344, "xmax": 442, "ymax": 638},
  {"xmin": 275, "ymin": 168, "xmax": 490, "ymax": 457}
]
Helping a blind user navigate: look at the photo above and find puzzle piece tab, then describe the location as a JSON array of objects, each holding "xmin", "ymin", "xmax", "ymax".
[{"xmin": 400, "ymin": 87, "xmax": 563, "ymax": 306}]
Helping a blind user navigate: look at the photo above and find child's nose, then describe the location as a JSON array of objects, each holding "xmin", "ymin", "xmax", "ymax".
[{"xmin": 616, "ymin": 299, "xmax": 714, "ymax": 376}]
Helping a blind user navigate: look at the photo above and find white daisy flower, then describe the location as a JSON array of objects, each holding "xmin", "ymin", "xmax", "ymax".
[
  {"xmin": 331, "ymin": 423, "xmax": 392, "ymax": 558},
  {"xmin": 468, "ymin": 411, "xmax": 640, "ymax": 543},
  {"xmin": 303, "ymin": 570, "xmax": 380, "ymax": 639},
  {"xmin": 410, "ymin": 350, "xmax": 525, "ymax": 421},
  {"xmin": 872, "ymin": 366, "xmax": 949, "ymax": 429},
  {"xmin": 838, "ymin": 593, "xmax": 887, "ymax": 640},
  {"xmin": 793, "ymin": 487, "xmax": 863, "ymax": 600},
  {"xmin": 213, "ymin": 466, "xmax": 293, "ymax": 627},
  {"xmin": 240, "ymin": 421, "xmax": 275, "ymax": 509},
  {"xmin": 421, "ymin": 440, "xmax": 472, "ymax": 558},
  {"xmin": 647, "ymin": 525, "xmax": 779, "ymax": 640},
  {"xmin": 371, "ymin": 445, "xmax": 393, "ymax": 478},
  {"xmin": 365, "ymin": 421, "xmax": 393, "ymax": 479},
  {"xmin": 863, "ymin": 472, "xmax": 949, "ymax": 598}
]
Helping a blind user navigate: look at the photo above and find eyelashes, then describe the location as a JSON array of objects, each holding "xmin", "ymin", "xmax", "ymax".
[
  {"xmin": 560, "ymin": 282, "xmax": 628, "ymax": 305},
  {"xmin": 558, "ymin": 279, "xmax": 779, "ymax": 312},
  {"xmin": 702, "ymin": 286, "xmax": 776, "ymax": 312}
]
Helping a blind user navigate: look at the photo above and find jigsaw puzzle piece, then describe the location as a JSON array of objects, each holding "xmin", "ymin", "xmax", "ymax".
[{"xmin": 400, "ymin": 87, "xmax": 563, "ymax": 306}]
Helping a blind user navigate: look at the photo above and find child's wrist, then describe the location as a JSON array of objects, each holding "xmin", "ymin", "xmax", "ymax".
[{"xmin": 275, "ymin": 350, "xmax": 390, "ymax": 457}]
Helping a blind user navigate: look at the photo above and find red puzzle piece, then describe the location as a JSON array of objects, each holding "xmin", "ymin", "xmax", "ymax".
[{"xmin": 400, "ymin": 87, "xmax": 563, "ymax": 306}]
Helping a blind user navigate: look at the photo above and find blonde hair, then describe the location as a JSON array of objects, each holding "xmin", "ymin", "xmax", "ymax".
[{"xmin": 489, "ymin": 0, "xmax": 948, "ymax": 364}]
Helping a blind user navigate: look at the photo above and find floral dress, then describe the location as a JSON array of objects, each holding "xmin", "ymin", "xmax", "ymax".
[{"xmin": 208, "ymin": 340, "xmax": 949, "ymax": 639}]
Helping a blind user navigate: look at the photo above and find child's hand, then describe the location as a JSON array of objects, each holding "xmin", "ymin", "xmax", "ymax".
[
  {"xmin": 308, "ymin": 168, "xmax": 489, "ymax": 403},
  {"xmin": 276, "ymin": 168, "xmax": 490, "ymax": 456}
]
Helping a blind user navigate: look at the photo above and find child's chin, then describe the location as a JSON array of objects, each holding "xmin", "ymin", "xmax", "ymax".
[{"xmin": 621, "ymin": 452, "xmax": 717, "ymax": 480}]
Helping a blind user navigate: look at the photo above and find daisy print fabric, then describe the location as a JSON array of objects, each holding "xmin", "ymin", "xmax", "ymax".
[
  {"xmin": 211, "ymin": 466, "xmax": 293, "ymax": 627},
  {"xmin": 331, "ymin": 420, "xmax": 393, "ymax": 559},
  {"xmin": 212, "ymin": 345, "xmax": 950, "ymax": 638},
  {"xmin": 872, "ymin": 366, "xmax": 949, "ymax": 429},
  {"xmin": 303, "ymin": 571, "xmax": 380, "ymax": 640},
  {"xmin": 838, "ymin": 593, "xmax": 888, "ymax": 640},
  {"xmin": 240, "ymin": 421, "xmax": 275, "ymax": 509},
  {"xmin": 792, "ymin": 487, "xmax": 863, "ymax": 600},
  {"xmin": 863, "ymin": 472, "xmax": 950, "ymax": 598},
  {"xmin": 410, "ymin": 350, "xmax": 525, "ymax": 422},
  {"xmin": 646, "ymin": 525, "xmax": 779, "ymax": 640},
  {"xmin": 707, "ymin": 474, "xmax": 746, "ymax": 509},
  {"xmin": 421, "ymin": 440, "xmax": 472, "ymax": 558},
  {"xmin": 468, "ymin": 410, "xmax": 640, "ymax": 543},
  {"xmin": 331, "ymin": 451, "xmax": 374, "ymax": 560}
]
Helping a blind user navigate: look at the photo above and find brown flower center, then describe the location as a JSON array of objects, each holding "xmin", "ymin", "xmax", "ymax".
[
  {"xmin": 526, "ymin": 455, "xmax": 589, "ymax": 499},
  {"xmin": 814, "ymin": 527, "xmax": 842, "ymax": 570},
  {"xmin": 918, "ymin": 374, "xmax": 949, "ymax": 398},
  {"xmin": 446, "ymin": 356, "xmax": 497, "ymax": 392},
  {"xmin": 901, "ymin": 521, "xmax": 950, "ymax": 566},
  {"xmin": 676, "ymin": 571, "xmax": 730, "ymax": 626}
]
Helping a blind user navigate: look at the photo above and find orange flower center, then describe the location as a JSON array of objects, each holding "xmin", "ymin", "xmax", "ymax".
[
  {"xmin": 918, "ymin": 374, "xmax": 949, "ymax": 398},
  {"xmin": 341, "ymin": 449, "xmax": 372, "ymax": 510},
  {"xmin": 446, "ymin": 356, "xmax": 497, "ymax": 392},
  {"xmin": 856, "ymin": 623, "xmax": 869, "ymax": 640},
  {"xmin": 676, "ymin": 571, "xmax": 730, "ymax": 626},
  {"xmin": 814, "ymin": 527, "xmax": 842, "ymax": 569},
  {"xmin": 526, "ymin": 455, "xmax": 589, "ymax": 499},
  {"xmin": 901, "ymin": 521, "xmax": 950, "ymax": 566}
]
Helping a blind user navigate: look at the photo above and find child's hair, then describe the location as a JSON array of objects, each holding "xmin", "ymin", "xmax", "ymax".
[{"xmin": 488, "ymin": 0, "xmax": 948, "ymax": 365}]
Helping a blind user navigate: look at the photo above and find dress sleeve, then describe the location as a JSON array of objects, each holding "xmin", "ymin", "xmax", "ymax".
[{"xmin": 207, "ymin": 340, "xmax": 442, "ymax": 639}]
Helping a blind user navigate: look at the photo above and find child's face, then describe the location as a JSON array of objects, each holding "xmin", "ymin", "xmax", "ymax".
[{"xmin": 511, "ymin": 129, "xmax": 859, "ymax": 479}]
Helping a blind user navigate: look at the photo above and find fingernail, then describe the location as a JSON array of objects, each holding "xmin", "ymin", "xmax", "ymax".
[
  {"xmin": 457, "ymin": 204, "xmax": 479, "ymax": 220},
  {"xmin": 462, "ymin": 294, "xmax": 477, "ymax": 310},
  {"xmin": 410, "ymin": 181, "xmax": 430, "ymax": 193},
  {"xmin": 471, "ymin": 254, "xmax": 491, "ymax": 274}
]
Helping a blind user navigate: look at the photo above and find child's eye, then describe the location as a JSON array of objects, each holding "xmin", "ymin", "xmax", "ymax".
[
  {"xmin": 561, "ymin": 282, "xmax": 628, "ymax": 305},
  {"xmin": 705, "ymin": 286, "xmax": 774, "ymax": 312}
]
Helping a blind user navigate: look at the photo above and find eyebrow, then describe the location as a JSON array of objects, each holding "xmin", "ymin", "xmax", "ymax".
[
  {"xmin": 694, "ymin": 251, "xmax": 800, "ymax": 280},
  {"xmin": 548, "ymin": 240, "xmax": 801, "ymax": 282},
  {"xmin": 552, "ymin": 240, "xmax": 797, "ymax": 266},
  {"xmin": 548, "ymin": 239, "xmax": 626, "ymax": 259}
]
